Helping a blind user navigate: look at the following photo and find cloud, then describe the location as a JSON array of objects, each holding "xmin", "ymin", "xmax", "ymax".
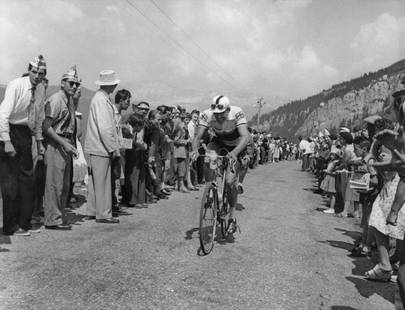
[
  {"xmin": 168, "ymin": 53, "xmax": 196, "ymax": 76},
  {"xmin": 351, "ymin": 13, "xmax": 405, "ymax": 68},
  {"xmin": 204, "ymin": 2, "xmax": 247, "ymax": 27},
  {"xmin": 43, "ymin": 0, "xmax": 83, "ymax": 22},
  {"xmin": 27, "ymin": 34, "xmax": 40, "ymax": 45},
  {"xmin": 106, "ymin": 5, "xmax": 120, "ymax": 14}
]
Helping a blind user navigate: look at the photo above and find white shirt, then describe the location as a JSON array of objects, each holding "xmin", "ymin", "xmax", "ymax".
[
  {"xmin": 299, "ymin": 139, "xmax": 310, "ymax": 154},
  {"xmin": 188, "ymin": 121, "xmax": 197, "ymax": 142},
  {"xmin": 0, "ymin": 76, "xmax": 45, "ymax": 141},
  {"xmin": 199, "ymin": 106, "xmax": 247, "ymax": 147}
]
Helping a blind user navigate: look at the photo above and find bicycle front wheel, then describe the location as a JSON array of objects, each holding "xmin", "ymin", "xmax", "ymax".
[{"xmin": 199, "ymin": 184, "xmax": 218, "ymax": 255}]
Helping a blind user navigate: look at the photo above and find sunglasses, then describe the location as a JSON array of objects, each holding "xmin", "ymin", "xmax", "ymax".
[
  {"xmin": 68, "ymin": 81, "xmax": 80, "ymax": 87},
  {"xmin": 211, "ymin": 104, "xmax": 225, "ymax": 110},
  {"xmin": 138, "ymin": 107, "xmax": 149, "ymax": 111}
]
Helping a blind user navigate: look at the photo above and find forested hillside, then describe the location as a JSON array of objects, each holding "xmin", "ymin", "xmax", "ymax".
[{"xmin": 249, "ymin": 59, "xmax": 405, "ymax": 138}]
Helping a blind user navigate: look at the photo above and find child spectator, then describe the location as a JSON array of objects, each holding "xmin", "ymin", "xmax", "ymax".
[{"xmin": 322, "ymin": 150, "xmax": 342, "ymax": 214}]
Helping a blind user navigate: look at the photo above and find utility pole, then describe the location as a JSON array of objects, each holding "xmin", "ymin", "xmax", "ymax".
[{"xmin": 256, "ymin": 97, "xmax": 266, "ymax": 131}]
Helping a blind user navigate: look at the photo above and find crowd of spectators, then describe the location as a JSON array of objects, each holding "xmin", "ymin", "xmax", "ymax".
[
  {"xmin": 299, "ymin": 123, "xmax": 405, "ymax": 282},
  {"xmin": 297, "ymin": 73, "xmax": 405, "ymax": 307},
  {"xmin": 248, "ymin": 131, "xmax": 299, "ymax": 168}
]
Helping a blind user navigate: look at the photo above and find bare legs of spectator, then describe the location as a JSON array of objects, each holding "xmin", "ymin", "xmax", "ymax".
[
  {"xmin": 176, "ymin": 158, "xmax": 188, "ymax": 193},
  {"xmin": 325, "ymin": 194, "xmax": 336, "ymax": 213},
  {"xmin": 373, "ymin": 228, "xmax": 393, "ymax": 272},
  {"xmin": 185, "ymin": 157, "xmax": 196, "ymax": 190}
]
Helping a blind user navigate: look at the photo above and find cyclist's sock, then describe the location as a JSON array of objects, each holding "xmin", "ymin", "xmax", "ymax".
[{"xmin": 237, "ymin": 182, "xmax": 244, "ymax": 194}]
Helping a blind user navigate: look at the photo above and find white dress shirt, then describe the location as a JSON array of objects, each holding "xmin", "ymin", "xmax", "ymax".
[{"xmin": 0, "ymin": 76, "xmax": 45, "ymax": 141}]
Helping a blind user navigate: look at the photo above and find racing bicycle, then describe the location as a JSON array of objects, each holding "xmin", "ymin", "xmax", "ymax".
[{"xmin": 199, "ymin": 153, "xmax": 238, "ymax": 255}]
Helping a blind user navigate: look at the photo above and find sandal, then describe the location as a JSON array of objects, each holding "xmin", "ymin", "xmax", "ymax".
[{"xmin": 365, "ymin": 264, "xmax": 392, "ymax": 282}]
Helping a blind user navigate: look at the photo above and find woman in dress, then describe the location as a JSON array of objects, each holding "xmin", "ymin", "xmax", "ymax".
[{"xmin": 366, "ymin": 148, "xmax": 405, "ymax": 281}]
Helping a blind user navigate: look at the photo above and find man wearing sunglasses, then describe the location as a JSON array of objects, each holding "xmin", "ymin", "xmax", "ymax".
[
  {"xmin": 191, "ymin": 95, "xmax": 251, "ymax": 232},
  {"xmin": 42, "ymin": 66, "xmax": 80, "ymax": 230}
]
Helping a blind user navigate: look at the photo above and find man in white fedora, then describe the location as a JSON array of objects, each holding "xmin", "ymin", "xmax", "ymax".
[{"xmin": 84, "ymin": 70, "xmax": 121, "ymax": 224}]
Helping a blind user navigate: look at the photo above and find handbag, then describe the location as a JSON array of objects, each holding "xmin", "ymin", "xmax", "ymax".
[{"xmin": 349, "ymin": 171, "xmax": 370, "ymax": 191}]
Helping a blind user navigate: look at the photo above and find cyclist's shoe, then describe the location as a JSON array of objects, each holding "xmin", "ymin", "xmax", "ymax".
[
  {"xmin": 227, "ymin": 218, "xmax": 238, "ymax": 234},
  {"xmin": 237, "ymin": 182, "xmax": 244, "ymax": 194}
]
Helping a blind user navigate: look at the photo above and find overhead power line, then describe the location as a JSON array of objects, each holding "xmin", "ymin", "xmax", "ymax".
[{"xmin": 124, "ymin": 0, "xmax": 240, "ymax": 91}]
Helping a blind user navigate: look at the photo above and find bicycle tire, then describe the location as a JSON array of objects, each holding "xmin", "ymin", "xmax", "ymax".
[{"xmin": 199, "ymin": 184, "xmax": 218, "ymax": 255}]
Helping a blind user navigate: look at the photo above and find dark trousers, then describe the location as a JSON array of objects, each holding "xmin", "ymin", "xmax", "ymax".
[
  {"xmin": 122, "ymin": 149, "xmax": 146, "ymax": 205},
  {"xmin": 0, "ymin": 125, "xmax": 35, "ymax": 233}
]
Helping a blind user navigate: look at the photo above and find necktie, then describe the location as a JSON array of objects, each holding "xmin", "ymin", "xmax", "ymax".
[{"xmin": 27, "ymin": 87, "xmax": 36, "ymax": 130}]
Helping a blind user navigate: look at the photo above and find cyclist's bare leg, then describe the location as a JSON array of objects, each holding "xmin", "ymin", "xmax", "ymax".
[
  {"xmin": 238, "ymin": 162, "xmax": 248, "ymax": 183},
  {"xmin": 225, "ymin": 160, "xmax": 240, "ymax": 221}
]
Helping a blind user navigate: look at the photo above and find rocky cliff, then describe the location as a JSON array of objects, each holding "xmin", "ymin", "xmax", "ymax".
[{"xmin": 250, "ymin": 59, "xmax": 405, "ymax": 138}]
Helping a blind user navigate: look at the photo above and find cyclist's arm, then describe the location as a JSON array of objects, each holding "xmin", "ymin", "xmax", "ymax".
[
  {"xmin": 192, "ymin": 125, "xmax": 207, "ymax": 152},
  {"xmin": 231, "ymin": 124, "xmax": 250, "ymax": 156}
]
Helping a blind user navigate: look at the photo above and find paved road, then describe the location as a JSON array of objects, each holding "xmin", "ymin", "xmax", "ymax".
[{"xmin": 0, "ymin": 161, "xmax": 397, "ymax": 309}]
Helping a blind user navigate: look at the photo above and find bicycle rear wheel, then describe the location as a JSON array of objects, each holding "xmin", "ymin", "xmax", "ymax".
[{"xmin": 199, "ymin": 184, "xmax": 218, "ymax": 255}]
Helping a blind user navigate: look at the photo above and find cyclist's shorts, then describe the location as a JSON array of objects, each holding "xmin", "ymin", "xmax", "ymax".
[{"xmin": 207, "ymin": 138, "xmax": 252, "ymax": 162}]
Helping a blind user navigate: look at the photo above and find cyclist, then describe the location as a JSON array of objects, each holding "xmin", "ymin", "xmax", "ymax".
[{"xmin": 191, "ymin": 95, "xmax": 251, "ymax": 232}]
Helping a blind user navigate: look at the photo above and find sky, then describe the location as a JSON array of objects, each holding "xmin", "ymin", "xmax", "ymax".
[{"xmin": 0, "ymin": 0, "xmax": 404, "ymax": 104}]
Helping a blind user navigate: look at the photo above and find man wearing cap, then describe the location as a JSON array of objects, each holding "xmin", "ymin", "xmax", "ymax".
[
  {"xmin": 42, "ymin": 66, "xmax": 80, "ymax": 230},
  {"xmin": 84, "ymin": 70, "xmax": 121, "ymax": 224},
  {"xmin": 0, "ymin": 55, "xmax": 47, "ymax": 236}
]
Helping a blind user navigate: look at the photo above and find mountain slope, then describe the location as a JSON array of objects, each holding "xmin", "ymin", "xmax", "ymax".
[{"xmin": 249, "ymin": 59, "xmax": 405, "ymax": 138}]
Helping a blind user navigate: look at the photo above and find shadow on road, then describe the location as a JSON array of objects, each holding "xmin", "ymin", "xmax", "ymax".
[
  {"xmin": 303, "ymin": 187, "xmax": 323, "ymax": 195},
  {"xmin": 236, "ymin": 203, "xmax": 245, "ymax": 211},
  {"xmin": 319, "ymin": 239, "xmax": 354, "ymax": 251},
  {"xmin": 335, "ymin": 228, "xmax": 362, "ymax": 243},
  {"xmin": 330, "ymin": 307, "xmax": 358, "ymax": 310},
  {"xmin": 65, "ymin": 195, "xmax": 88, "ymax": 226},
  {"xmin": 0, "ymin": 232, "xmax": 11, "ymax": 252},
  {"xmin": 327, "ymin": 228, "xmax": 395, "ymax": 306},
  {"xmin": 216, "ymin": 234, "xmax": 235, "ymax": 245},
  {"xmin": 185, "ymin": 227, "xmax": 199, "ymax": 240},
  {"xmin": 65, "ymin": 209, "xmax": 86, "ymax": 226},
  {"xmin": 346, "ymin": 276, "xmax": 395, "ymax": 304}
]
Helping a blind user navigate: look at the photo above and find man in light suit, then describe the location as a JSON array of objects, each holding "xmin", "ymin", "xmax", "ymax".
[{"xmin": 84, "ymin": 70, "xmax": 121, "ymax": 223}]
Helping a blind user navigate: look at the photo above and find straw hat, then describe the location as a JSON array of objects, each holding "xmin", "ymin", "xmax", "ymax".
[{"xmin": 95, "ymin": 70, "xmax": 120, "ymax": 86}]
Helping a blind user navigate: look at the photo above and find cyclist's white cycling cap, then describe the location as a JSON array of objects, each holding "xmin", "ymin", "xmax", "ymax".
[{"xmin": 211, "ymin": 95, "xmax": 230, "ymax": 113}]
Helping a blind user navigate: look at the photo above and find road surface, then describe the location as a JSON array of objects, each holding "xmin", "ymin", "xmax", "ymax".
[{"xmin": 0, "ymin": 161, "xmax": 397, "ymax": 309}]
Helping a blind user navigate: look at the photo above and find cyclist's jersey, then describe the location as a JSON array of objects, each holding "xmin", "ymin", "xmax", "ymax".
[{"xmin": 199, "ymin": 106, "xmax": 247, "ymax": 147}]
